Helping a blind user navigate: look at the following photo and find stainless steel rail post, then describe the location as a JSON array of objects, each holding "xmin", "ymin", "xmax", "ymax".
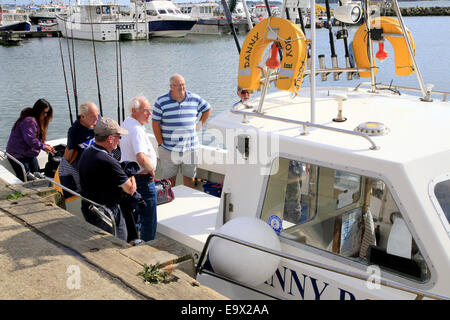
[
  {"xmin": 0, "ymin": 149, "xmax": 28, "ymax": 182},
  {"xmin": 391, "ymin": 0, "xmax": 427, "ymax": 99}
]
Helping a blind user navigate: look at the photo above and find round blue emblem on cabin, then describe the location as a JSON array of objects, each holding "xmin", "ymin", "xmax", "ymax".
[{"xmin": 268, "ymin": 215, "xmax": 282, "ymax": 235}]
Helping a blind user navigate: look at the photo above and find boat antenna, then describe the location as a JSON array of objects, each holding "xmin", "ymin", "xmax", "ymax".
[
  {"xmin": 57, "ymin": 27, "xmax": 74, "ymax": 125},
  {"xmin": 220, "ymin": 0, "xmax": 240, "ymax": 54},
  {"xmin": 88, "ymin": 6, "xmax": 103, "ymax": 116},
  {"xmin": 324, "ymin": 0, "xmax": 339, "ymax": 80}
]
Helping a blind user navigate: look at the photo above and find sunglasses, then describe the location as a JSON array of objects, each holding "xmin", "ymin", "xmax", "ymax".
[
  {"xmin": 113, "ymin": 134, "xmax": 122, "ymax": 140},
  {"xmin": 240, "ymin": 90, "xmax": 250, "ymax": 95}
]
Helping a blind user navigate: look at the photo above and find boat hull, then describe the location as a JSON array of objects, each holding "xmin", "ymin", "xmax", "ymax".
[
  {"xmin": 56, "ymin": 16, "xmax": 147, "ymax": 41},
  {"xmin": 0, "ymin": 21, "xmax": 31, "ymax": 32},
  {"xmin": 189, "ymin": 19, "xmax": 249, "ymax": 35},
  {"xmin": 148, "ymin": 19, "xmax": 196, "ymax": 37}
]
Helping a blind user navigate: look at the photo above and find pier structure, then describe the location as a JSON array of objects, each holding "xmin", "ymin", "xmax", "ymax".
[{"xmin": 0, "ymin": 179, "xmax": 226, "ymax": 300}]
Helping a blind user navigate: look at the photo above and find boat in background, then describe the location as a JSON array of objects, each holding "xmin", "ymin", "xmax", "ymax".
[
  {"xmin": 129, "ymin": 0, "xmax": 197, "ymax": 38},
  {"xmin": 28, "ymin": 2, "xmax": 68, "ymax": 24},
  {"xmin": 56, "ymin": 1, "xmax": 148, "ymax": 41},
  {"xmin": 0, "ymin": 8, "xmax": 31, "ymax": 31},
  {"xmin": 177, "ymin": 1, "xmax": 249, "ymax": 35}
]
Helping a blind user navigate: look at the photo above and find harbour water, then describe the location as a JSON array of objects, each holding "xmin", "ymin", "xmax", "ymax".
[{"xmin": 0, "ymin": 2, "xmax": 449, "ymax": 148}]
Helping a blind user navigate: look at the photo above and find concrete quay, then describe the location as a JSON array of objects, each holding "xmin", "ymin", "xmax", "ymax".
[{"xmin": 0, "ymin": 179, "xmax": 226, "ymax": 300}]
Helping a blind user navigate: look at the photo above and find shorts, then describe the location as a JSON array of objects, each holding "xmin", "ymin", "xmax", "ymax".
[{"xmin": 158, "ymin": 146, "xmax": 197, "ymax": 179}]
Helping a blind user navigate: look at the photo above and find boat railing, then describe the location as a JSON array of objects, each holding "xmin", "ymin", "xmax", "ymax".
[
  {"xmin": 196, "ymin": 232, "xmax": 449, "ymax": 300},
  {"xmin": 0, "ymin": 149, "xmax": 28, "ymax": 182},
  {"xmin": 230, "ymin": 105, "xmax": 380, "ymax": 150},
  {"xmin": 355, "ymin": 82, "xmax": 450, "ymax": 102}
]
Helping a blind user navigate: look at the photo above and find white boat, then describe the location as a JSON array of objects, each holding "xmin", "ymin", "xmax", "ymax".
[
  {"xmin": 28, "ymin": 3, "xmax": 68, "ymax": 24},
  {"xmin": 129, "ymin": 0, "xmax": 197, "ymax": 38},
  {"xmin": 250, "ymin": 3, "xmax": 281, "ymax": 23},
  {"xmin": 2, "ymin": 0, "xmax": 450, "ymax": 300},
  {"xmin": 56, "ymin": 1, "xmax": 148, "ymax": 41},
  {"xmin": 176, "ymin": 1, "xmax": 250, "ymax": 35},
  {"xmin": 0, "ymin": 8, "xmax": 31, "ymax": 31}
]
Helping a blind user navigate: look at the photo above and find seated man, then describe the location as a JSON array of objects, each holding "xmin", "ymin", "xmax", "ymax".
[
  {"xmin": 78, "ymin": 118, "xmax": 136, "ymax": 241},
  {"xmin": 233, "ymin": 87, "xmax": 252, "ymax": 107},
  {"xmin": 58, "ymin": 102, "xmax": 99, "ymax": 198}
]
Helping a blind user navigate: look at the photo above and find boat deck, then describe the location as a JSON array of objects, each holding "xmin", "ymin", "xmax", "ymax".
[{"xmin": 157, "ymin": 185, "xmax": 220, "ymax": 256}]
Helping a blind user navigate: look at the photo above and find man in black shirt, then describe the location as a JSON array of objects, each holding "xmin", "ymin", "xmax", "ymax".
[
  {"xmin": 79, "ymin": 118, "xmax": 136, "ymax": 241},
  {"xmin": 58, "ymin": 102, "xmax": 99, "ymax": 197}
]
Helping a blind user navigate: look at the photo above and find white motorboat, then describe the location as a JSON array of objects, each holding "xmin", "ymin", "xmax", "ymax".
[
  {"xmin": 2, "ymin": 0, "xmax": 450, "ymax": 300},
  {"xmin": 176, "ymin": 1, "xmax": 250, "ymax": 35},
  {"xmin": 56, "ymin": 1, "xmax": 148, "ymax": 41},
  {"xmin": 28, "ymin": 3, "xmax": 68, "ymax": 24},
  {"xmin": 129, "ymin": 0, "xmax": 197, "ymax": 38},
  {"xmin": 0, "ymin": 8, "xmax": 31, "ymax": 31}
]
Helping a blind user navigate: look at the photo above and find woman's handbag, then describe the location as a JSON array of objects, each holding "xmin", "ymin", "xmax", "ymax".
[{"xmin": 155, "ymin": 179, "xmax": 175, "ymax": 205}]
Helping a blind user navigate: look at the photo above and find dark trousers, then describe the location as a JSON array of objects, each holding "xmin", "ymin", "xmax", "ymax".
[
  {"xmin": 8, "ymin": 157, "xmax": 39, "ymax": 182},
  {"xmin": 81, "ymin": 201, "xmax": 128, "ymax": 241},
  {"xmin": 135, "ymin": 176, "xmax": 157, "ymax": 242}
]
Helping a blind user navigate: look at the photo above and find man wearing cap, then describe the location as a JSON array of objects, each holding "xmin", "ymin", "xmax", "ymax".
[
  {"xmin": 120, "ymin": 96, "xmax": 158, "ymax": 241},
  {"xmin": 78, "ymin": 118, "xmax": 136, "ymax": 241},
  {"xmin": 152, "ymin": 74, "xmax": 212, "ymax": 188},
  {"xmin": 233, "ymin": 87, "xmax": 252, "ymax": 107}
]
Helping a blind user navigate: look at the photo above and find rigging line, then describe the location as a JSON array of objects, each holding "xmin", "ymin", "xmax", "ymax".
[
  {"xmin": 115, "ymin": 24, "xmax": 121, "ymax": 124},
  {"xmin": 88, "ymin": 7, "xmax": 103, "ymax": 116},
  {"xmin": 296, "ymin": 7, "xmax": 311, "ymax": 58},
  {"xmin": 221, "ymin": 0, "xmax": 241, "ymax": 54},
  {"xmin": 118, "ymin": 6, "xmax": 125, "ymax": 122},
  {"xmin": 263, "ymin": 0, "xmax": 272, "ymax": 17},
  {"xmin": 62, "ymin": 12, "xmax": 77, "ymax": 117},
  {"xmin": 69, "ymin": 0, "xmax": 79, "ymax": 116},
  {"xmin": 57, "ymin": 27, "xmax": 73, "ymax": 125}
]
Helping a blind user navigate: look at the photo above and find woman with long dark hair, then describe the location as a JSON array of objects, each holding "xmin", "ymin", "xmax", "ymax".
[{"xmin": 6, "ymin": 98, "xmax": 55, "ymax": 181}]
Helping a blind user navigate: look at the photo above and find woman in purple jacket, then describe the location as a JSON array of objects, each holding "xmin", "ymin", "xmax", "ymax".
[{"xmin": 6, "ymin": 98, "xmax": 54, "ymax": 181}]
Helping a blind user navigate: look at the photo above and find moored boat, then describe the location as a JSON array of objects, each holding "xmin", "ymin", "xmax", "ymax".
[
  {"xmin": 129, "ymin": 0, "xmax": 197, "ymax": 38},
  {"xmin": 56, "ymin": 1, "xmax": 148, "ymax": 41}
]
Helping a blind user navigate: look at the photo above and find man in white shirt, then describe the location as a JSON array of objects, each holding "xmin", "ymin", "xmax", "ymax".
[{"xmin": 120, "ymin": 96, "xmax": 158, "ymax": 241}]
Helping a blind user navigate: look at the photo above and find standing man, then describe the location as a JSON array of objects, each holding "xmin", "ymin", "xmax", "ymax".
[
  {"xmin": 152, "ymin": 74, "xmax": 212, "ymax": 188},
  {"xmin": 120, "ymin": 96, "xmax": 158, "ymax": 242},
  {"xmin": 58, "ymin": 101, "xmax": 99, "ymax": 198},
  {"xmin": 79, "ymin": 118, "xmax": 136, "ymax": 242}
]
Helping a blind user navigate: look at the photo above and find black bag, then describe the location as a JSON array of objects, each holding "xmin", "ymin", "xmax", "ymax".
[
  {"xmin": 155, "ymin": 179, "xmax": 175, "ymax": 205},
  {"xmin": 44, "ymin": 144, "xmax": 66, "ymax": 178}
]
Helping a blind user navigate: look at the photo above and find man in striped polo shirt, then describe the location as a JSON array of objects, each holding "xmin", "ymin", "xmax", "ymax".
[{"xmin": 152, "ymin": 74, "xmax": 212, "ymax": 188}]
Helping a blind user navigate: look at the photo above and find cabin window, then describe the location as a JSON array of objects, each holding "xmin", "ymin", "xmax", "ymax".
[
  {"xmin": 146, "ymin": 10, "xmax": 157, "ymax": 16},
  {"xmin": 96, "ymin": 7, "xmax": 101, "ymax": 14},
  {"xmin": 167, "ymin": 9, "xmax": 174, "ymax": 14},
  {"xmin": 433, "ymin": 179, "xmax": 450, "ymax": 227},
  {"xmin": 158, "ymin": 9, "xmax": 167, "ymax": 14},
  {"xmin": 260, "ymin": 157, "xmax": 430, "ymax": 282}
]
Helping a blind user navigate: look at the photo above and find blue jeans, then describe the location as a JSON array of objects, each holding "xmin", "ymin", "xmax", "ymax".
[
  {"xmin": 135, "ymin": 176, "xmax": 157, "ymax": 242},
  {"xmin": 8, "ymin": 157, "xmax": 39, "ymax": 182}
]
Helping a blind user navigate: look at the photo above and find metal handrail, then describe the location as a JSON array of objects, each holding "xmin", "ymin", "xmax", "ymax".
[
  {"xmin": 196, "ymin": 232, "xmax": 449, "ymax": 300},
  {"xmin": 356, "ymin": 82, "xmax": 450, "ymax": 102},
  {"xmin": 0, "ymin": 149, "xmax": 28, "ymax": 182},
  {"xmin": 27, "ymin": 172, "xmax": 117, "ymax": 237},
  {"xmin": 230, "ymin": 105, "xmax": 380, "ymax": 150}
]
